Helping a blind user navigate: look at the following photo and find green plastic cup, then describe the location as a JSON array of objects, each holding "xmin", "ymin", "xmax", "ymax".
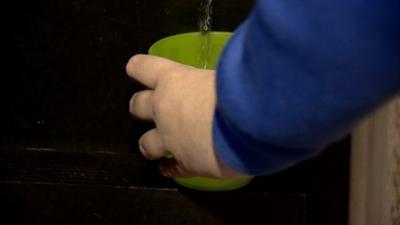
[{"xmin": 148, "ymin": 32, "xmax": 253, "ymax": 191}]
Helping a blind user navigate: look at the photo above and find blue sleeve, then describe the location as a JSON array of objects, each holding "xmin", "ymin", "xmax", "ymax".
[{"xmin": 213, "ymin": 0, "xmax": 400, "ymax": 175}]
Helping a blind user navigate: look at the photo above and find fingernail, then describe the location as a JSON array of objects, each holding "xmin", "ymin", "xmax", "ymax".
[
  {"xmin": 138, "ymin": 139, "xmax": 148, "ymax": 158},
  {"xmin": 129, "ymin": 93, "xmax": 138, "ymax": 115},
  {"xmin": 131, "ymin": 92, "xmax": 138, "ymax": 100},
  {"xmin": 130, "ymin": 93, "xmax": 139, "ymax": 107}
]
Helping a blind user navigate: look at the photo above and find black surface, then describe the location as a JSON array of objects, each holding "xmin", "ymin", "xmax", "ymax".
[
  {"xmin": 1, "ymin": 183, "xmax": 306, "ymax": 225},
  {"xmin": 0, "ymin": 0, "xmax": 349, "ymax": 224},
  {"xmin": 0, "ymin": 139, "xmax": 350, "ymax": 225}
]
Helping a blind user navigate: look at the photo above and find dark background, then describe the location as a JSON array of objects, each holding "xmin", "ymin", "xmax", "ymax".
[{"xmin": 0, "ymin": 0, "xmax": 350, "ymax": 224}]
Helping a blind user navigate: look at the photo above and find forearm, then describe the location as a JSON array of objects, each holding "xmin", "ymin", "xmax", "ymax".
[{"xmin": 214, "ymin": 0, "xmax": 400, "ymax": 175}]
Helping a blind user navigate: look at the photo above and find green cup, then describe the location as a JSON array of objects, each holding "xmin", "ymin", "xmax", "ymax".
[{"xmin": 148, "ymin": 32, "xmax": 252, "ymax": 191}]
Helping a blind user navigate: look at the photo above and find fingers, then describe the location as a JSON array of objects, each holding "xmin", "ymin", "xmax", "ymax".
[
  {"xmin": 159, "ymin": 157, "xmax": 252, "ymax": 179},
  {"xmin": 159, "ymin": 159, "xmax": 193, "ymax": 178},
  {"xmin": 129, "ymin": 90, "xmax": 154, "ymax": 120},
  {"xmin": 139, "ymin": 129, "xmax": 193, "ymax": 177},
  {"xmin": 139, "ymin": 129, "xmax": 168, "ymax": 160},
  {"xmin": 126, "ymin": 54, "xmax": 181, "ymax": 89}
]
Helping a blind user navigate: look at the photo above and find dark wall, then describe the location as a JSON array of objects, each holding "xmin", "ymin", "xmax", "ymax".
[{"xmin": 0, "ymin": 0, "xmax": 253, "ymax": 152}]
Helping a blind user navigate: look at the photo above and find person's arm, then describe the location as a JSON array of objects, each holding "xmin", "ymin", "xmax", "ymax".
[{"xmin": 214, "ymin": 0, "xmax": 400, "ymax": 175}]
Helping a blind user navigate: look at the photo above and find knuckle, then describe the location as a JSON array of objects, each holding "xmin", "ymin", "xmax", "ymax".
[
  {"xmin": 159, "ymin": 66, "xmax": 182, "ymax": 84},
  {"xmin": 152, "ymin": 93, "xmax": 167, "ymax": 118},
  {"xmin": 165, "ymin": 70, "xmax": 181, "ymax": 82},
  {"xmin": 151, "ymin": 98, "xmax": 163, "ymax": 116}
]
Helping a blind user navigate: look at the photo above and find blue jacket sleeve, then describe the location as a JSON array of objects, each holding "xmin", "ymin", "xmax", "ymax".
[{"xmin": 213, "ymin": 0, "xmax": 400, "ymax": 175}]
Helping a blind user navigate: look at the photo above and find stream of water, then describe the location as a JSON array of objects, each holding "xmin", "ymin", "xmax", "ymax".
[{"xmin": 198, "ymin": 0, "xmax": 213, "ymax": 69}]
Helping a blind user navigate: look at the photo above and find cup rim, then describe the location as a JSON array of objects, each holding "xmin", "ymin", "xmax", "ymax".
[{"xmin": 148, "ymin": 31, "xmax": 232, "ymax": 55}]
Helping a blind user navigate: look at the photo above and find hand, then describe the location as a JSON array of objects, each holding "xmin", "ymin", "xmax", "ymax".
[{"xmin": 126, "ymin": 54, "xmax": 249, "ymax": 179}]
